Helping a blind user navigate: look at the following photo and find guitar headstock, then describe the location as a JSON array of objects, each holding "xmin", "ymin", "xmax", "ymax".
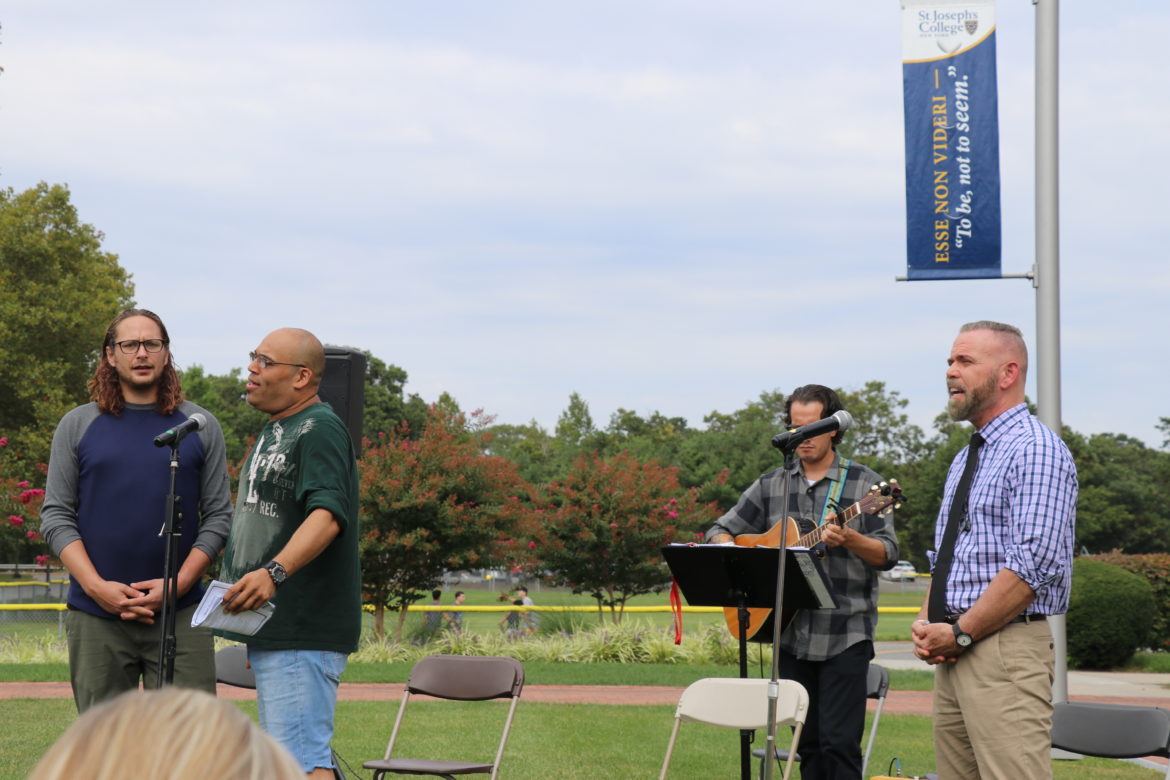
[{"xmin": 860, "ymin": 479, "xmax": 905, "ymax": 517}]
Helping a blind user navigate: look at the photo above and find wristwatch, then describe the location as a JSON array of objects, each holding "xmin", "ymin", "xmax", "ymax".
[
  {"xmin": 953, "ymin": 622, "xmax": 974, "ymax": 648},
  {"xmin": 263, "ymin": 560, "xmax": 288, "ymax": 588}
]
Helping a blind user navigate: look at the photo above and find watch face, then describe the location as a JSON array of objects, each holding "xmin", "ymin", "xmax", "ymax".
[{"xmin": 266, "ymin": 562, "xmax": 286, "ymax": 584}]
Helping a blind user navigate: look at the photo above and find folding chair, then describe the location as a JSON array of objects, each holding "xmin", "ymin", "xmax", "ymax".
[
  {"xmin": 659, "ymin": 677, "xmax": 809, "ymax": 780},
  {"xmin": 1051, "ymin": 701, "xmax": 1170, "ymax": 778},
  {"xmin": 214, "ymin": 643, "xmax": 256, "ymax": 689},
  {"xmin": 751, "ymin": 661, "xmax": 890, "ymax": 777},
  {"xmin": 363, "ymin": 654, "xmax": 525, "ymax": 780}
]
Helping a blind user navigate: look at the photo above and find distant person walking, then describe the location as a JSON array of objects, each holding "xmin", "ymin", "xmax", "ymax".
[
  {"xmin": 425, "ymin": 589, "xmax": 442, "ymax": 630},
  {"xmin": 517, "ymin": 585, "xmax": 540, "ymax": 633},
  {"xmin": 445, "ymin": 591, "xmax": 466, "ymax": 633}
]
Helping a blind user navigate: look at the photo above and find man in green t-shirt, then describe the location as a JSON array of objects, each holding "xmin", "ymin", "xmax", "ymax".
[{"xmin": 219, "ymin": 328, "xmax": 360, "ymax": 780}]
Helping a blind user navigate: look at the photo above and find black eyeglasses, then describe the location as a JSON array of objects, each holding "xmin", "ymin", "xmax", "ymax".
[
  {"xmin": 114, "ymin": 339, "xmax": 168, "ymax": 354},
  {"xmin": 249, "ymin": 351, "xmax": 307, "ymax": 370}
]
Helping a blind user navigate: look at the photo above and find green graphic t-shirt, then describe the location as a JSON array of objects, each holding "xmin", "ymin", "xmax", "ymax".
[{"xmin": 217, "ymin": 402, "xmax": 361, "ymax": 653}]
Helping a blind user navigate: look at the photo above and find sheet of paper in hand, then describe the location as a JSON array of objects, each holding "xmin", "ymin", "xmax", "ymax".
[{"xmin": 191, "ymin": 579, "xmax": 275, "ymax": 636}]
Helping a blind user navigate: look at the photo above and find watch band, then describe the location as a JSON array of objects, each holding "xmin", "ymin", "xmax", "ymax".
[
  {"xmin": 263, "ymin": 560, "xmax": 287, "ymax": 587},
  {"xmin": 953, "ymin": 621, "xmax": 974, "ymax": 647}
]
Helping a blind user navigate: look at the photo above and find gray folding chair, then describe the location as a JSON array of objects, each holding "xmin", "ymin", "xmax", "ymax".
[
  {"xmin": 214, "ymin": 643, "xmax": 256, "ymax": 688},
  {"xmin": 660, "ymin": 677, "xmax": 809, "ymax": 780},
  {"xmin": 363, "ymin": 654, "xmax": 525, "ymax": 780},
  {"xmin": 752, "ymin": 662, "xmax": 890, "ymax": 777},
  {"xmin": 1051, "ymin": 701, "xmax": 1170, "ymax": 778}
]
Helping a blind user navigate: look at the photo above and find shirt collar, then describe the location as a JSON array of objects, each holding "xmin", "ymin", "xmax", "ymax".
[
  {"xmin": 787, "ymin": 451, "xmax": 843, "ymax": 482},
  {"xmin": 977, "ymin": 402, "xmax": 1029, "ymax": 444}
]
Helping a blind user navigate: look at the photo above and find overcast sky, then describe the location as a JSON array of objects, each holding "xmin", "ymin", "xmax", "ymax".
[{"xmin": 2, "ymin": 2, "xmax": 1166, "ymax": 447}]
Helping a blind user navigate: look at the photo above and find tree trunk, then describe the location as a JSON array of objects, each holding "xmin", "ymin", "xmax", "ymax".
[
  {"xmin": 395, "ymin": 607, "xmax": 408, "ymax": 642},
  {"xmin": 374, "ymin": 603, "xmax": 385, "ymax": 640}
]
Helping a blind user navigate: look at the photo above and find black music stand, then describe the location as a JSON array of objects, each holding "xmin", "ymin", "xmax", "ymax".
[{"xmin": 663, "ymin": 544, "xmax": 835, "ymax": 780}]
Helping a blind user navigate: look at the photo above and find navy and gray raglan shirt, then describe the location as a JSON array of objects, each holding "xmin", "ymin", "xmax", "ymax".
[{"xmin": 40, "ymin": 401, "xmax": 233, "ymax": 619}]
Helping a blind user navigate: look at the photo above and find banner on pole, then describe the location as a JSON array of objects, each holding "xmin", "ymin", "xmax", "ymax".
[{"xmin": 901, "ymin": 0, "xmax": 1001, "ymax": 280}]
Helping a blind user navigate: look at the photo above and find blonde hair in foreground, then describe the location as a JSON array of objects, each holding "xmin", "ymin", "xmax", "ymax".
[{"xmin": 30, "ymin": 687, "xmax": 304, "ymax": 780}]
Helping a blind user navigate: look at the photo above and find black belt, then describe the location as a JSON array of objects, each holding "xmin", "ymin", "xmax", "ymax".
[{"xmin": 944, "ymin": 613, "xmax": 1047, "ymax": 625}]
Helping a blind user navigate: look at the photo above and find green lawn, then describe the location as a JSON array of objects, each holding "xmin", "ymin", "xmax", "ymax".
[
  {"xmin": 0, "ymin": 698, "xmax": 1156, "ymax": 780},
  {"xmin": 0, "ymin": 584, "xmax": 1158, "ymax": 779}
]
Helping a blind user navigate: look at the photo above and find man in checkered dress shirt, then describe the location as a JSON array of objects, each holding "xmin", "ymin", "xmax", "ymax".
[{"xmin": 912, "ymin": 321, "xmax": 1077, "ymax": 780}]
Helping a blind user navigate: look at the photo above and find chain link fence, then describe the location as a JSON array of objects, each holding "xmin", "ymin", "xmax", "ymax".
[{"xmin": 0, "ymin": 565, "xmax": 68, "ymax": 638}]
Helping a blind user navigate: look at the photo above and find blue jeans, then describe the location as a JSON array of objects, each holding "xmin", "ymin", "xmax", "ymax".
[{"xmin": 248, "ymin": 647, "xmax": 348, "ymax": 772}]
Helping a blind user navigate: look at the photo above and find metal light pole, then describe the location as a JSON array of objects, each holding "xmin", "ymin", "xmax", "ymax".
[{"xmin": 1032, "ymin": 0, "xmax": 1068, "ymax": 704}]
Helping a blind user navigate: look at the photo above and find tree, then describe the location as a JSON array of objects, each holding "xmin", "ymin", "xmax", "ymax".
[
  {"xmin": 680, "ymin": 389, "xmax": 788, "ymax": 509},
  {"xmin": 1064, "ymin": 430, "xmax": 1170, "ymax": 554},
  {"xmin": 888, "ymin": 413, "xmax": 970, "ymax": 571},
  {"xmin": 835, "ymin": 381, "xmax": 927, "ymax": 470},
  {"xmin": 554, "ymin": 392, "xmax": 596, "ymax": 447},
  {"xmin": 484, "ymin": 419, "xmax": 560, "ymax": 485},
  {"xmin": 0, "ymin": 183, "xmax": 134, "ymax": 472},
  {"xmin": 533, "ymin": 452, "xmax": 720, "ymax": 623},
  {"xmin": 358, "ymin": 351, "xmax": 427, "ymax": 441},
  {"xmin": 179, "ymin": 366, "xmax": 267, "ymax": 466},
  {"xmin": 358, "ymin": 406, "xmax": 535, "ymax": 640}
]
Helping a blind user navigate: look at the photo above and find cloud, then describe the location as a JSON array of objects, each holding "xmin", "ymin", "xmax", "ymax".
[{"xmin": 1, "ymin": 1, "xmax": 1167, "ymax": 448}]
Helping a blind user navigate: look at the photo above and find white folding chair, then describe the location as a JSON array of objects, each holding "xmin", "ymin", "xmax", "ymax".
[
  {"xmin": 659, "ymin": 677, "xmax": 809, "ymax": 780},
  {"xmin": 752, "ymin": 661, "xmax": 890, "ymax": 776}
]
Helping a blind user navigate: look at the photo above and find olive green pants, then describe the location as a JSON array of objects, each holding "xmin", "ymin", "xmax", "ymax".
[{"xmin": 65, "ymin": 604, "xmax": 216, "ymax": 713}]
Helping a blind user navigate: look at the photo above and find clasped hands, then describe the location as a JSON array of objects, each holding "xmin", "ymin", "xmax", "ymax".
[
  {"xmin": 89, "ymin": 577, "xmax": 171, "ymax": 623},
  {"xmin": 911, "ymin": 620, "xmax": 966, "ymax": 665}
]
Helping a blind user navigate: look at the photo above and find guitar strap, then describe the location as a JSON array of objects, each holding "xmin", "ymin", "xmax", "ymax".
[{"xmin": 818, "ymin": 457, "xmax": 851, "ymax": 526}]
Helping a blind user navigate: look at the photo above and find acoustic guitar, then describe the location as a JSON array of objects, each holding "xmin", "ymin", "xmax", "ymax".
[{"xmin": 722, "ymin": 480, "xmax": 903, "ymax": 641}]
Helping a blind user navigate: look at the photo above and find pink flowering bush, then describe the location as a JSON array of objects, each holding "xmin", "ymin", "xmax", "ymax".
[{"xmin": 0, "ymin": 434, "xmax": 52, "ymax": 569}]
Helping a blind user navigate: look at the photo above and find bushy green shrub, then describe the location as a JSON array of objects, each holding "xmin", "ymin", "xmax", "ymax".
[
  {"xmin": 1067, "ymin": 558, "xmax": 1154, "ymax": 669},
  {"xmin": 1089, "ymin": 552, "xmax": 1170, "ymax": 652}
]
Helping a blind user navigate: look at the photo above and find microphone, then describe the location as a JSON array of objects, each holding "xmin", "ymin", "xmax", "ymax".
[
  {"xmin": 771, "ymin": 410, "xmax": 853, "ymax": 451},
  {"xmin": 153, "ymin": 413, "xmax": 207, "ymax": 447}
]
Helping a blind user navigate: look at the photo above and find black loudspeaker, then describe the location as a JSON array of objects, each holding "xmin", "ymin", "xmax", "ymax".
[{"xmin": 319, "ymin": 346, "xmax": 367, "ymax": 458}]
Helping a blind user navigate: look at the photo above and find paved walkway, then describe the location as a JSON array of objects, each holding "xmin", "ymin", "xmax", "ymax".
[
  {"xmin": 5, "ymin": 643, "xmax": 1168, "ymax": 711},
  {"xmin": 4, "ymin": 672, "xmax": 1169, "ymax": 715}
]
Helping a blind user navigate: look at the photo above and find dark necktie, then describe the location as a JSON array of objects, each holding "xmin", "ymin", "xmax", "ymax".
[{"xmin": 928, "ymin": 431, "xmax": 985, "ymax": 623}]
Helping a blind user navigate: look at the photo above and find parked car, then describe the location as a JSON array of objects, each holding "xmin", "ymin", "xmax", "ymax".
[{"xmin": 881, "ymin": 560, "xmax": 918, "ymax": 582}]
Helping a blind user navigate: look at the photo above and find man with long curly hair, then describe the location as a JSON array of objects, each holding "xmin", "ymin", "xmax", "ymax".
[{"xmin": 40, "ymin": 308, "xmax": 233, "ymax": 712}]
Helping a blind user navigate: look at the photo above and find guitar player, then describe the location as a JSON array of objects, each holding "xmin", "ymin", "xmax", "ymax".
[{"xmin": 705, "ymin": 384, "xmax": 900, "ymax": 780}]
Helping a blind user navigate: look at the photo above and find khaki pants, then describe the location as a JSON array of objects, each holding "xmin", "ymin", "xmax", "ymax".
[
  {"xmin": 932, "ymin": 619, "xmax": 1054, "ymax": 780},
  {"xmin": 66, "ymin": 604, "xmax": 217, "ymax": 713}
]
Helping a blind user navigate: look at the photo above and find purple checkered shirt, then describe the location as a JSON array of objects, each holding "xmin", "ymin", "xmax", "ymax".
[{"xmin": 927, "ymin": 404, "xmax": 1077, "ymax": 616}]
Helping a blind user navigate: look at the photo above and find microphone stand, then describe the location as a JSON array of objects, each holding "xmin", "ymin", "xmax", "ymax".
[
  {"xmin": 155, "ymin": 442, "xmax": 184, "ymax": 687},
  {"xmin": 760, "ymin": 440, "xmax": 798, "ymax": 780}
]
